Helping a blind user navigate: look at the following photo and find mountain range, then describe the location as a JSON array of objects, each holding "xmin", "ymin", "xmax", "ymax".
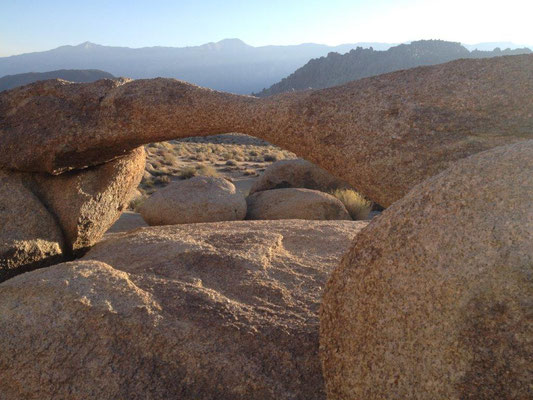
[
  {"xmin": 1, "ymin": 39, "xmax": 530, "ymax": 95},
  {"xmin": 0, "ymin": 39, "xmax": 395, "ymax": 94},
  {"xmin": 255, "ymin": 40, "xmax": 532, "ymax": 97},
  {"xmin": 0, "ymin": 69, "xmax": 114, "ymax": 92}
]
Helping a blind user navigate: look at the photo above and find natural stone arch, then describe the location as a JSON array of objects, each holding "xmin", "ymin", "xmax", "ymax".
[{"xmin": 1, "ymin": 54, "xmax": 532, "ymax": 208}]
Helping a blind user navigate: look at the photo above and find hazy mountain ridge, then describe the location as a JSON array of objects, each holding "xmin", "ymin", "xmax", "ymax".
[
  {"xmin": 0, "ymin": 69, "xmax": 114, "ymax": 92},
  {"xmin": 255, "ymin": 40, "xmax": 532, "ymax": 97},
  {"xmin": 0, "ymin": 39, "xmax": 396, "ymax": 94}
]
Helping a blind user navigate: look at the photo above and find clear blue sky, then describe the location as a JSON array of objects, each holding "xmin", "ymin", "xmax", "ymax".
[{"xmin": 1, "ymin": 0, "xmax": 532, "ymax": 56}]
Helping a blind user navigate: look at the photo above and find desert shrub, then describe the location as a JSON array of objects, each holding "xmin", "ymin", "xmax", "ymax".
[
  {"xmin": 162, "ymin": 151, "xmax": 178, "ymax": 165},
  {"xmin": 154, "ymin": 175, "xmax": 171, "ymax": 186},
  {"xmin": 179, "ymin": 166, "xmax": 197, "ymax": 179},
  {"xmin": 263, "ymin": 154, "xmax": 277, "ymax": 162},
  {"xmin": 243, "ymin": 169, "xmax": 257, "ymax": 176},
  {"xmin": 220, "ymin": 152, "xmax": 233, "ymax": 160},
  {"xmin": 330, "ymin": 189, "xmax": 372, "ymax": 220},
  {"xmin": 226, "ymin": 160, "xmax": 237, "ymax": 166},
  {"xmin": 196, "ymin": 164, "xmax": 220, "ymax": 177}
]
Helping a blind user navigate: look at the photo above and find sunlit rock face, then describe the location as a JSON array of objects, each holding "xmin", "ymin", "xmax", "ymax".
[
  {"xmin": 1, "ymin": 55, "xmax": 531, "ymax": 206},
  {"xmin": 0, "ymin": 220, "xmax": 368, "ymax": 400},
  {"xmin": 320, "ymin": 140, "xmax": 533, "ymax": 399}
]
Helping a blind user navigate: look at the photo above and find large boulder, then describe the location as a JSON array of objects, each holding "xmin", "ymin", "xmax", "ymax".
[
  {"xmin": 139, "ymin": 176, "xmax": 247, "ymax": 225},
  {"xmin": 320, "ymin": 140, "xmax": 533, "ymax": 399},
  {"xmin": 1, "ymin": 55, "xmax": 531, "ymax": 206},
  {"xmin": 33, "ymin": 146, "xmax": 146, "ymax": 253},
  {"xmin": 246, "ymin": 188, "xmax": 351, "ymax": 221},
  {"xmin": 0, "ymin": 171, "xmax": 65, "ymax": 282},
  {"xmin": 0, "ymin": 220, "xmax": 368, "ymax": 400},
  {"xmin": 0, "ymin": 148, "xmax": 145, "ymax": 282},
  {"xmin": 249, "ymin": 159, "xmax": 350, "ymax": 194}
]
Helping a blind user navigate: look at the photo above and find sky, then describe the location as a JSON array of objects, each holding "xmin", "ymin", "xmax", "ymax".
[{"xmin": 1, "ymin": 0, "xmax": 532, "ymax": 56}]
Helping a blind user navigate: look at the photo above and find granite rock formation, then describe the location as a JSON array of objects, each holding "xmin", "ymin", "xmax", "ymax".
[
  {"xmin": 0, "ymin": 171, "xmax": 65, "ymax": 282},
  {"xmin": 249, "ymin": 159, "xmax": 351, "ymax": 195},
  {"xmin": 1, "ymin": 55, "xmax": 531, "ymax": 206},
  {"xmin": 320, "ymin": 140, "xmax": 533, "ymax": 399},
  {"xmin": 0, "ymin": 148, "xmax": 145, "ymax": 282},
  {"xmin": 0, "ymin": 220, "xmax": 368, "ymax": 400},
  {"xmin": 139, "ymin": 176, "xmax": 247, "ymax": 225},
  {"xmin": 246, "ymin": 188, "xmax": 351, "ymax": 221}
]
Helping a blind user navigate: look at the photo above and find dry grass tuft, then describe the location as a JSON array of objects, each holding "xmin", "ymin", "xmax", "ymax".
[
  {"xmin": 330, "ymin": 189, "xmax": 372, "ymax": 220},
  {"xmin": 179, "ymin": 166, "xmax": 197, "ymax": 179},
  {"xmin": 196, "ymin": 164, "xmax": 219, "ymax": 177}
]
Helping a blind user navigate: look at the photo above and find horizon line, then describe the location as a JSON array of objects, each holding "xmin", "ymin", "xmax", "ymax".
[{"xmin": 2, "ymin": 38, "xmax": 532, "ymax": 58}]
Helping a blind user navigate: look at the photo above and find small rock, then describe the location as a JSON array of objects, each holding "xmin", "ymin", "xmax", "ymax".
[{"xmin": 106, "ymin": 211, "xmax": 148, "ymax": 234}]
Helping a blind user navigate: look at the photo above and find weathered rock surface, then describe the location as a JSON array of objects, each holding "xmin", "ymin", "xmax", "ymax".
[
  {"xmin": 249, "ymin": 159, "xmax": 350, "ymax": 195},
  {"xmin": 33, "ymin": 147, "xmax": 145, "ymax": 252},
  {"xmin": 0, "ymin": 148, "xmax": 145, "ymax": 281},
  {"xmin": 320, "ymin": 140, "xmax": 533, "ymax": 399},
  {"xmin": 246, "ymin": 188, "xmax": 351, "ymax": 221},
  {"xmin": 1, "ymin": 55, "xmax": 531, "ymax": 206},
  {"xmin": 139, "ymin": 176, "xmax": 246, "ymax": 225},
  {"xmin": 0, "ymin": 220, "xmax": 368, "ymax": 400},
  {"xmin": 0, "ymin": 171, "xmax": 65, "ymax": 282}
]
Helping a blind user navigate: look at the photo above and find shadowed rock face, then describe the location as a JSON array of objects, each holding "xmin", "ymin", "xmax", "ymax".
[
  {"xmin": 320, "ymin": 140, "xmax": 533, "ymax": 399},
  {"xmin": 0, "ymin": 171, "xmax": 65, "ymax": 282},
  {"xmin": 1, "ymin": 55, "xmax": 532, "ymax": 206}
]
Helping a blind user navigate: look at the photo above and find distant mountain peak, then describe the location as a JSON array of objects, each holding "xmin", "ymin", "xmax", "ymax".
[
  {"xmin": 200, "ymin": 38, "xmax": 250, "ymax": 51},
  {"xmin": 76, "ymin": 41, "xmax": 100, "ymax": 49},
  {"xmin": 216, "ymin": 38, "xmax": 248, "ymax": 46}
]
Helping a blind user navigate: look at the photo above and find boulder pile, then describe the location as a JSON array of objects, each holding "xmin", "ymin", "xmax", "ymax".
[
  {"xmin": 0, "ymin": 55, "xmax": 531, "ymax": 398},
  {"xmin": 0, "ymin": 148, "xmax": 145, "ymax": 282}
]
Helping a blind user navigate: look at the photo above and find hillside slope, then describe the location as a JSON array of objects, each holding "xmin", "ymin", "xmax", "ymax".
[
  {"xmin": 0, "ymin": 40, "xmax": 395, "ymax": 94},
  {"xmin": 255, "ymin": 40, "xmax": 532, "ymax": 97},
  {"xmin": 0, "ymin": 69, "xmax": 114, "ymax": 91}
]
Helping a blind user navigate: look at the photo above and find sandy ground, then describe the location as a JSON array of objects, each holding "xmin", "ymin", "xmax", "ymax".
[{"xmin": 138, "ymin": 133, "xmax": 296, "ymax": 200}]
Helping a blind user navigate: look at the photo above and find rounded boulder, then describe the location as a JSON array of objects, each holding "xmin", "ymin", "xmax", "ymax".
[
  {"xmin": 139, "ymin": 176, "xmax": 247, "ymax": 225},
  {"xmin": 246, "ymin": 188, "xmax": 351, "ymax": 221},
  {"xmin": 320, "ymin": 140, "xmax": 533, "ymax": 399}
]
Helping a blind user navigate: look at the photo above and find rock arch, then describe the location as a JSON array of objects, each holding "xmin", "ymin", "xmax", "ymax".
[
  {"xmin": 1, "ymin": 54, "xmax": 532, "ymax": 280},
  {"xmin": 2, "ymin": 54, "xmax": 532, "ymax": 207}
]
